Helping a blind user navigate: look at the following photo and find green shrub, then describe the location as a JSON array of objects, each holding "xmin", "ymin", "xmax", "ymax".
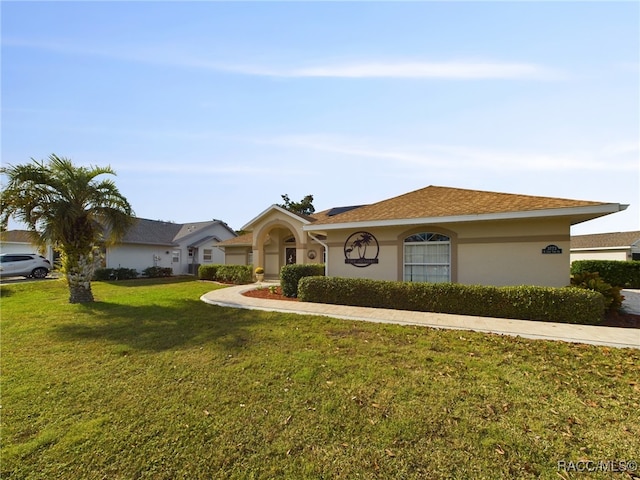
[
  {"xmin": 142, "ymin": 266, "xmax": 173, "ymax": 278},
  {"xmin": 570, "ymin": 271, "xmax": 624, "ymax": 313},
  {"xmin": 198, "ymin": 264, "xmax": 220, "ymax": 281},
  {"xmin": 93, "ymin": 268, "xmax": 138, "ymax": 281},
  {"xmin": 571, "ymin": 260, "xmax": 640, "ymax": 288},
  {"xmin": 215, "ymin": 265, "xmax": 253, "ymax": 284},
  {"xmin": 298, "ymin": 277, "xmax": 606, "ymax": 325},
  {"xmin": 280, "ymin": 264, "xmax": 325, "ymax": 297}
]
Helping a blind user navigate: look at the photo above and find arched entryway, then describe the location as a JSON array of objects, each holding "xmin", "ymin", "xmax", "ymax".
[{"xmin": 253, "ymin": 220, "xmax": 302, "ymax": 279}]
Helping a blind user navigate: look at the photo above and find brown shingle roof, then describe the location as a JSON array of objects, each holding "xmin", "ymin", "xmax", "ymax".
[
  {"xmin": 571, "ymin": 231, "xmax": 640, "ymax": 249},
  {"xmin": 0, "ymin": 230, "xmax": 34, "ymax": 243},
  {"xmin": 217, "ymin": 232, "xmax": 253, "ymax": 247},
  {"xmin": 309, "ymin": 185, "xmax": 610, "ymax": 226}
]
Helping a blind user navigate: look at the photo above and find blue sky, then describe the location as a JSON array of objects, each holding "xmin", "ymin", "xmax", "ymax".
[{"xmin": 2, "ymin": 1, "xmax": 638, "ymax": 235}]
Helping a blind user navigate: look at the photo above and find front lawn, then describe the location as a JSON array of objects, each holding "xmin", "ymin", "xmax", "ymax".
[{"xmin": 2, "ymin": 278, "xmax": 638, "ymax": 479}]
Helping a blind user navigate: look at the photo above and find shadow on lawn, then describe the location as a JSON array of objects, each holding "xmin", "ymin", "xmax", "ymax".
[{"xmin": 53, "ymin": 299, "xmax": 265, "ymax": 352}]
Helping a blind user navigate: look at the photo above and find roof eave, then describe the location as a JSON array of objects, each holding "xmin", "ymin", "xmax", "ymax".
[
  {"xmin": 304, "ymin": 204, "xmax": 627, "ymax": 231},
  {"xmin": 570, "ymin": 246, "xmax": 630, "ymax": 251},
  {"xmin": 242, "ymin": 205, "xmax": 312, "ymax": 231}
]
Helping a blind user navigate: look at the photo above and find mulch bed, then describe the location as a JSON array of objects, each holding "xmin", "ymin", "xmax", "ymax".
[
  {"xmin": 242, "ymin": 286, "xmax": 640, "ymax": 328},
  {"xmin": 243, "ymin": 285, "xmax": 299, "ymax": 302}
]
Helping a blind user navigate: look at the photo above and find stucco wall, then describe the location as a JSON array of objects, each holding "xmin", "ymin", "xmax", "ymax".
[
  {"xmin": 107, "ymin": 244, "xmax": 174, "ymax": 272},
  {"xmin": 224, "ymin": 248, "xmax": 251, "ymax": 265},
  {"xmin": 320, "ymin": 217, "xmax": 571, "ymax": 287}
]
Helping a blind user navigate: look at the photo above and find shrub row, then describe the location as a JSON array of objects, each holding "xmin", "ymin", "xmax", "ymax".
[
  {"xmin": 142, "ymin": 266, "xmax": 173, "ymax": 278},
  {"xmin": 280, "ymin": 263, "xmax": 325, "ymax": 297},
  {"xmin": 298, "ymin": 277, "xmax": 606, "ymax": 325},
  {"xmin": 570, "ymin": 271, "xmax": 624, "ymax": 312},
  {"xmin": 93, "ymin": 266, "xmax": 174, "ymax": 280},
  {"xmin": 94, "ymin": 268, "xmax": 138, "ymax": 281},
  {"xmin": 198, "ymin": 264, "xmax": 253, "ymax": 284},
  {"xmin": 571, "ymin": 260, "xmax": 640, "ymax": 288}
]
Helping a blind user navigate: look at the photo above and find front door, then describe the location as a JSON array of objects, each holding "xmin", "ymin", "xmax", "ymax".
[{"xmin": 285, "ymin": 247, "xmax": 296, "ymax": 265}]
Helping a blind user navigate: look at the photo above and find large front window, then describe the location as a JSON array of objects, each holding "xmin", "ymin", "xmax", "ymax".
[{"xmin": 404, "ymin": 233, "xmax": 450, "ymax": 283}]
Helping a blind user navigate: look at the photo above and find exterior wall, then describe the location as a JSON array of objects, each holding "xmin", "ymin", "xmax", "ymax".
[
  {"xmin": 319, "ymin": 217, "xmax": 571, "ymax": 288},
  {"xmin": 455, "ymin": 218, "xmax": 570, "ymax": 287},
  {"xmin": 1, "ymin": 241, "xmax": 56, "ymax": 264},
  {"xmin": 570, "ymin": 250, "xmax": 630, "ymax": 262},
  {"xmin": 223, "ymin": 247, "xmax": 252, "ymax": 265},
  {"xmin": 0, "ymin": 241, "xmax": 40, "ymax": 255},
  {"xmin": 107, "ymin": 244, "xmax": 175, "ymax": 273}
]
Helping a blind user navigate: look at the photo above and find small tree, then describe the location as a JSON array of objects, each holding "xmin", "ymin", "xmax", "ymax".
[
  {"xmin": 278, "ymin": 194, "xmax": 315, "ymax": 216},
  {"xmin": 1, "ymin": 154, "xmax": 134, "ymax": 303}
]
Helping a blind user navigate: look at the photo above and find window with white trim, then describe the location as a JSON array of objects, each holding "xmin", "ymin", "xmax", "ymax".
[
  {"xmin": 203, "ymin": 249, "xmax": 213, "ymax": 262},
  {"xmin": 404, "ymin": 232, "xmax": 451, "ymax": 283}
]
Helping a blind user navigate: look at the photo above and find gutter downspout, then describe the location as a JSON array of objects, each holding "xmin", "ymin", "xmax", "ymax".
[{"xmin": 308, "ymin": 232, "xmax": 329, "ymax": 277}]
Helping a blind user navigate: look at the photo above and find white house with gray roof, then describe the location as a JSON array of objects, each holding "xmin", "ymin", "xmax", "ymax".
[
  {"xmin": 570, "ymin": 231, "xmax": 640, "ymax": 262},
  {"xmin": 105, "ymin": 218, "xmax": 237, "ymax": 274},
  {"xmin": 0, "ymin": 218, "xmax": 237, "ymax": 276}
]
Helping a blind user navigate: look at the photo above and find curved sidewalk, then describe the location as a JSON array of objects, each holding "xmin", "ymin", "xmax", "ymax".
[{"xmin": 201, "ymin": 284, "xmax": 640, "ymax": 350}]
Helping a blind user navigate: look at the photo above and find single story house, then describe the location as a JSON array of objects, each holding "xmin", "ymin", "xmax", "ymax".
[
  {"xmin": 217, "ymin": 185, "xmax": 627, "ymax": 287},
  {"xmin": 0, "ymin": 230, "xmax": 55, "ymax": 259},
  {"xmin": 107, "ymin": 218, "xmax": 237, "ymax": 275},
  {"xmin": 570, "ymin": 231, "xmax": 640, "ymax": 262},
  {"xmin": 0, "ymin": 218, "xmax": 237, "ymax": 276}
]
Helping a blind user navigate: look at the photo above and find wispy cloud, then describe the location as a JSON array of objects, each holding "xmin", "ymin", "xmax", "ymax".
[
  {"xmin": 262, "ymin": 134, "xmax": 639, "ymax": 173},
  {"xmin": 3, "ymin": 37, "xmax": 562, "ymax": 80},
  {"xmin": 283, "ymin": 61, "xmax": 559, "ymax": 80}
]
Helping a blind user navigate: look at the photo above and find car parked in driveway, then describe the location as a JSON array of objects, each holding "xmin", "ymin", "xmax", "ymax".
[{"xmin": 0, "ymin": 253, "xmax": 51, "ymax": 279}]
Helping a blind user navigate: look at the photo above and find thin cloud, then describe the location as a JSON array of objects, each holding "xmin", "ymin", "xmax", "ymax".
[
  {"xmin": 3, "ymin": 37, "xmax": 562, "ymax": 80},
  {"xmin": 264, "ymin": 134, "xmax": 638, "ymax": 173},
  {"xmin": 288, "ymin": 61, "xmax": 560, "ymax": 80}
]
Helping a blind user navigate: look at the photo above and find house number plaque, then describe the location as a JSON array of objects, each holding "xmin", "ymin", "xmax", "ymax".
[{"xmin": 542, "ymin": 244, "xmax": 562, "ymax": 254}]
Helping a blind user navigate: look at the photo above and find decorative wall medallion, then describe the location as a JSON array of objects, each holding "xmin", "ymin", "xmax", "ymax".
[
  {"xmin": 344, "ymin": 231, "xmax": 379, "ymax": 267},
  {"xmin": 307, "ymin": 249, "xmax": 317, "ymax": 259}
]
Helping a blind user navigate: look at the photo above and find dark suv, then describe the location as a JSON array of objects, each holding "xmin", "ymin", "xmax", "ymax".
[{"xmin": 0, "ymin": 253, "xmax": 51, "ymax": 279}]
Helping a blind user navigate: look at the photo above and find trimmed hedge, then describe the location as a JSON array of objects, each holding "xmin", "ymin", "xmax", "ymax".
[
  {"xmin": 93, "ymin": 268, "xmax": 138, "ymax": 281},
  {"xmin": 280, "ymin": 264, "xmax": 325, "ymax": 297},
  {"xmin": 216, "ymin": 265, "xmax": 253, "ymax": 284},
  {"xmin": 198, "ymin": 264, "xmax": 253, "ymax": 284},
  {"xmin": 198, "ymin": 264, "xmax": 219, "ymax": 281},
  {"xmin": 298, "ymin": 277, "xmax": 606, "ymax": 325},
  {"xmin": 142, "ymin": 266, "xmax": 173, "ymax": 278},
  {"xmin": 571, "ymin": 260, "xmax": 640, "ymax": 288},
  {"xmin": 570, "ymin": 271, "xmax": 623, "ymax": 313}
]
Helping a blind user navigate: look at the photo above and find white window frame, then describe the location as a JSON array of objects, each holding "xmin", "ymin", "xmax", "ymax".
[
  {"xmin": 403, "ymin": 232, "xmax": 451, "ymax": 283},
  {"xmin": 203, "ymin": 249, "xmax": 213, "ymax": 262}
]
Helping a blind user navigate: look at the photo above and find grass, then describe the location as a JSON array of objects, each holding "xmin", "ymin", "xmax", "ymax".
[{"xmin": 1, "ymin": 278, "xmax": 639, "ymax": 479}]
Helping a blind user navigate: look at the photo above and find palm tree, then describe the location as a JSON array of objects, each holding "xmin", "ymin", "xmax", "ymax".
[{"xmin": 1, "ymin": 154, "xmax": 134, "ymax": 303}]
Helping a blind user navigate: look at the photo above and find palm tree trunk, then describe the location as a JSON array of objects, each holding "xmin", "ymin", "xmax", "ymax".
[{"xmin": 65, "ymin": 251, "xmax": 96, "ymax": 303}]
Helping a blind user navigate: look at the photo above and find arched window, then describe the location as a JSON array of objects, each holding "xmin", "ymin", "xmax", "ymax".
[{"xmin": 404, "ymin": 233, "xmax": 450, "ymax": 283}]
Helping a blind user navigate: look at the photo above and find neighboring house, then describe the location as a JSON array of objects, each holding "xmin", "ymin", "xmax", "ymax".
[
  {"xmin": 0, "ymin": 230, "xmax": 56, "ymax": 261},
  {"xmin": 106, "ymin": 218, "xmax": 237, "ymax": 274},
  {"xmin": 218, "ymin": 185, "xmax": 628, "ymax": 288},
  {"xmin": 570, "ymin": 231, "xmax": 640, "ymax": 262},
  {"xmin": 0, "ymin": 218, "xmax": 237, "ymax": 275}
]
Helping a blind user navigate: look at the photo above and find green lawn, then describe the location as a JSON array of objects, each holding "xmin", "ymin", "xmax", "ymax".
[{"xmin": 2, "ymin": 278, "xmax": 638, "ymax": 479}]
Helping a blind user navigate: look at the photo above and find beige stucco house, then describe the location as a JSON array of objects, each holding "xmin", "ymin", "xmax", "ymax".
[{"xmin": 217, "ymin": 185, "xmax": 628, "ymax": 287}]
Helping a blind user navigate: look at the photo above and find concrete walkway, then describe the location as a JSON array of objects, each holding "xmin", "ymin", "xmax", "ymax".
[{"xmin": 201, "ymin": 283, "xmax": 640, "ymax": 350}]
